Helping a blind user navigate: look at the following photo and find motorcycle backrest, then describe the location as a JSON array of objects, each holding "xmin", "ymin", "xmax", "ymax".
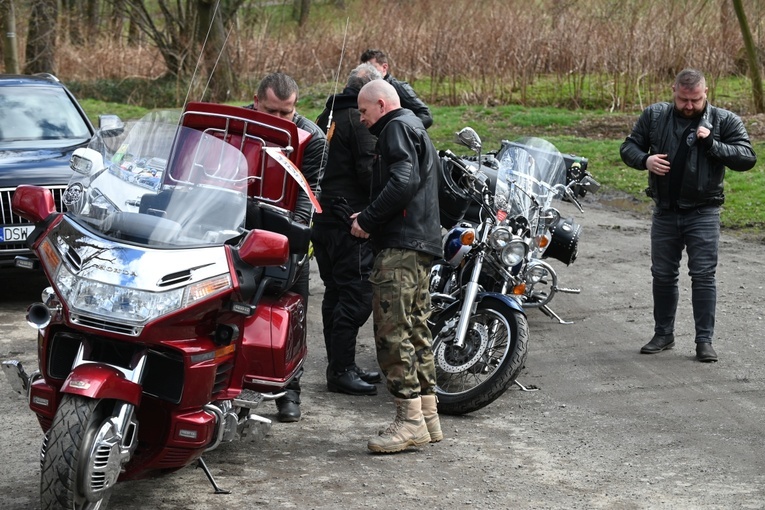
[{"xmin": 180, "ymin": 102, "xmax": 312, "ymax": 213}]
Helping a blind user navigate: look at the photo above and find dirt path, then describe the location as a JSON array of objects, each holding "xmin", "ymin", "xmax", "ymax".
[{"xmin": 2, "ymin": 198, "xmax": 765, "ymax": 509}]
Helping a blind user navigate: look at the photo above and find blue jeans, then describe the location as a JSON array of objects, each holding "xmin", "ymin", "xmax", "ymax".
[{"xmin": 650, "ymin": 206, "xmax": 720, "ymax": 343}]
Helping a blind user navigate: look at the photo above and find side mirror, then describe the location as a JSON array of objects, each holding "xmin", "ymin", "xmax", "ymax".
[
  {"xmin": 455, "ymin": 127, "xmax": 482, "ymax": 153},
  {"xmin": 12, "ymin": 185, "xmax": 56, "ymax": 224},
  {"xmin": 70, "ymin": 147, "xmax": 104, "ymax": 176},
  {"xmin": 98, "ymin": 114, "xmax": 125, "ymax": 138},
  {"xmin": 238, "ymin": 229, "xmax": 289, "ymax": 267}
]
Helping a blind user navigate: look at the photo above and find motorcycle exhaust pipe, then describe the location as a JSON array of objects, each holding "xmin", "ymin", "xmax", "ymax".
[{"xmin": 26, "ymin": 302, "xmax": 51, "ymax": 329}]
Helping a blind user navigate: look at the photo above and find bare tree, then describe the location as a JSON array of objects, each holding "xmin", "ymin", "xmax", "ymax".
[
  {"xmin": 24, "ymin": 0, "xmax": 58, "ymax": 74},
  {"xmin": 292, "ymin": 0, "xmax": 310, "ymax": 26},
  {"xmin": 0, "ymin": 0, "xmax": 20, "ymax": 74},
  {"xmin": 732, "ymin": 0, "xmax": 764, "ymax": 113},
  {"xmin": 196, "ymin": 0, "xmax": 238, "ymax": 102}
]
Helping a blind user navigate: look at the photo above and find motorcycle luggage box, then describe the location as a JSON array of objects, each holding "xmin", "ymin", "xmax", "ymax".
[
  {"xmin": 239, "ymin": 292, "xmax": 307, "ymax": 392},
  {"xmin": 181, "ymin": 102, "xmax": 313, "ymax": 213}
]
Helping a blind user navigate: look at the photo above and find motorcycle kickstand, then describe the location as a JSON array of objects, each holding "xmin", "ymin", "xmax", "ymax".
[
  {"xmin": 514, "ymin": 380, "xmax": 540, "ymax": 392},
  {"xmin": 197, "ymin": 457, "xmax": 231, "ymax": 495},
  {"xmin": 539, "ymin": 304, "xmax": 574, "ymax": 325}
]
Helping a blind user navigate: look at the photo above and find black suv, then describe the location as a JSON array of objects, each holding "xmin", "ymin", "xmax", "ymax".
[{"xmin": 0, "ymin": 74, "xmax": 95, "ymax": 268}]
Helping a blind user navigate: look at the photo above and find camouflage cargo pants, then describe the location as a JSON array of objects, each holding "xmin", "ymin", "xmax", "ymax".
[{"xmin": 368, "ymin": 248, "xmax": 437, "ymax": 399}]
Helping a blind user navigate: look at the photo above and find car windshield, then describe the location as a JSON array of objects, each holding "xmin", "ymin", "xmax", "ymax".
[{"xmin": 0, "ymin": 86, "xmax": 92, "ymax": 149}]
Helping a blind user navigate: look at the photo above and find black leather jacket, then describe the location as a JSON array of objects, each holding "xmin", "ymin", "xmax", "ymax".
[
  {"xmin": 620, "ymin": 102, "xmax": 756, "ymax": 209},
  {"xmin": 357, "ymin": 109, "xmax": 442, "ymax": 258},
  {"xmin": 314, "ymin": 86, "xmax": 376, "ymax": 224},
  {"xmin": 385, "ymin": 73, "xmax": 433, "ymax": 129}
]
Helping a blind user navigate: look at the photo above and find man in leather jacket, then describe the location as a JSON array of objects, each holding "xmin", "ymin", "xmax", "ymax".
[
  {"xmin": 350, "ymin": 79, "xmax": 443, "ymax": 453},
  {"xmin": 246, "ymin": 72, "xmax": 328, "ymax": 422},
  {"xmin": 620, "ymin": 68, "xmax": 756, "ymax": 362},
  {"xmin": 360, "ymin": 49, "xmax": 433, "ymax": 129},
  {"xmin": 312, "ymin": 63, "xmax": 383, "ymax": 396}
]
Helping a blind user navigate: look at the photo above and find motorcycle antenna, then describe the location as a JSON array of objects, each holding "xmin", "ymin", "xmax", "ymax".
[
  {"xmin": 320, "ymin": 17, "xmax": 350, "ymax": 171},
  {"xmin": 182, "ymin": 0, "xmax": 230, "ymax": 111}
]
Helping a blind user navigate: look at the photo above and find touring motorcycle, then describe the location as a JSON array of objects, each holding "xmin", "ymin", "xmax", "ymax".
[
  {"xmin": 429, "ymin": 128, "xmax": 598, "ymax": 414},
  {"xmin": 2, "ymin": 102, "xmax": 318, "ymax": 508}
]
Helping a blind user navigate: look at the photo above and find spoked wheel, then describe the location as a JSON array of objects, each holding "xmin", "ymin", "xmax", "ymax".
[
  {"xmin": 523, "ymin": 259, "xmax": 558, "ymax": 308},
  {"xmin": 430, "ymin": 297, "xmax": 529, "ymax": 415},
  {"xmin": 40, "ymin": 395, "xmax": 121, "ymax": 510}
]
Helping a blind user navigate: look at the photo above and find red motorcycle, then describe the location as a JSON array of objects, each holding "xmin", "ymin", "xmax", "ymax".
[{"xmin": 2, "ymin": 103, "xmax": 318, "ymax": 509}]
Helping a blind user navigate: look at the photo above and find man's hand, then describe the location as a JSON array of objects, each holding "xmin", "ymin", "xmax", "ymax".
[
  {"xmin": 350, "ymin": 212, "xmax": 370, "ymax": 239},
  {"xmin": 646, "ymin": 154, "xmax": 670, "ymax": 176}
]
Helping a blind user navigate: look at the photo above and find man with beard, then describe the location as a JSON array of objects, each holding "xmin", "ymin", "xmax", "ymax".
[{"xmin": 620, "ymin": 68, "xmax": 756, "ymax": 362}]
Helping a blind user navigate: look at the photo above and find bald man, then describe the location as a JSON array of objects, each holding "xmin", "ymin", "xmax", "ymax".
[{"xmin": 350, "ymin": 79, "xmax": 443, "ymax": 453}]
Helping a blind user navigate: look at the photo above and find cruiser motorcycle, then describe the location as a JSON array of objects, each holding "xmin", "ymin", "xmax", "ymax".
[
  {"xmin": 2, "ymin": 102, "xmax": 318, "ymax": 509},
  {"xmin": 429, "ymin": 128, "xmax": 598, "ymax": 414}
]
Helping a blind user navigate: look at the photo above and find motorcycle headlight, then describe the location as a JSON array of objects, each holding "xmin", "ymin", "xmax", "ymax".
[
  {"xmin": 500, "ymin": 240, "xmax": 528, "ymax": 266},
  {"xmin": 488, "ymin": 226, "xmax": 512, "ymax": 250}
]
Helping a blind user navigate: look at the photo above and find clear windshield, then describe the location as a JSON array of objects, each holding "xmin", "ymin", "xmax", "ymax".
[
  {"xmin": 62, "ymin": 110, "xmax": 249, "ymax": 247},
  {"xmin": 494, "ymin": 137, "xmax": 567, "ymax": 221}
]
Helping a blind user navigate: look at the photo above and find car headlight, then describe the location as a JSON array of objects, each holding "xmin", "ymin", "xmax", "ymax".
[
  {"xmin": 488, "ymin": 226, "xmax": 512, "ymax": 249},
  {"xmin": 500, "ymin": 240, "xmax": 528, "ymax": 266}
]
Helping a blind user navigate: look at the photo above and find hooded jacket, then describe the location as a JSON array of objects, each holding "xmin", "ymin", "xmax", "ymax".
[
  {"xmin": 620, "ymin": 102, "xmax": 756, "ymax": 209},
  {"xmin": 356, "ymin": 108, "xmax": 442, "ymax": 258}
]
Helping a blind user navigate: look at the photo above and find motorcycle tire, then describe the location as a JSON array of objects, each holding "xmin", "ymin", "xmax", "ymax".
[
  {"xmin": 40, "ymin": 395, "xmax": 115, "ymax": 510},
  {"xmin": 430, "ymin": 297, "xmax": 529, "ymax": 415}
]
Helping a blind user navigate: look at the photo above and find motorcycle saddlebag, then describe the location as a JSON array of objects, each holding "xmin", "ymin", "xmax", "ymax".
[{"xmin": 543, "ymin": 216, "xmax": 581, "ymax": 266}]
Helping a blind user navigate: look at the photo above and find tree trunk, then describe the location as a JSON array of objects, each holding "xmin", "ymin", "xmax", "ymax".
[
  {"xmin": 24, "ymin": 0, "xmax": 59, "ymax": 74},
  {"xmin": 732, "ymin": 0, "xmax": 764, "ymax": 113},
  {"xmin": 196, "ymin": 0, "xmax": 237, "ymax": 102},
  {"xmin": 292, "ymin": 0, "xmax": 310, "ymax": 26},
  {"xmin": 1, "ymin": 0, "xmax": 20, "ymax": 74}
]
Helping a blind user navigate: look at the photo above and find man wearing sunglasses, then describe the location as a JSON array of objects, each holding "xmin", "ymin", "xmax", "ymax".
[{"xmin": 620, "ymin": 68, "xmax": 756, "ymax": 362}]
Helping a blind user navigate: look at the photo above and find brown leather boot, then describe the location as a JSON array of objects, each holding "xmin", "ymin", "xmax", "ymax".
[
  {"xmin": 368, "ymin": 397, "xmax": 430, "ymax": 453},
  {"xmin": 420, "ymin": 394, "xmax": 443, "ymax": 442}
]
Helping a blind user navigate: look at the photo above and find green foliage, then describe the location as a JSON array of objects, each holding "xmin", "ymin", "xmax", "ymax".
[{"xmin": 68, "ymin": 76, "xmax": 188, "ymax": 110}]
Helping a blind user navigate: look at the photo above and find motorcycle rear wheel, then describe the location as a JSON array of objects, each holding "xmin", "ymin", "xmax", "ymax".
[
  {"xmin": 40, "ymin": 395, "xmax": 115, "ymax": 510},
  {"xmin": 430, "ymin": 297, "xmax": 529, "ymax": 415}
]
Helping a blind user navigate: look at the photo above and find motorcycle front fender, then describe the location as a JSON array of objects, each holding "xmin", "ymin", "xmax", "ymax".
[
  {"xmin": 432, "ymin": 291, "xmax": 526, "ymax": 322},
  {"xmin": 61, "ymin": 364, "xmax": 142, "ymax": 406}
]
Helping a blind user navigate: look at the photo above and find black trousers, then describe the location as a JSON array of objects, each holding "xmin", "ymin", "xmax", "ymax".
[{"xmin": 311, "ymin": 223, "xmax": 374, "ymax": 373}]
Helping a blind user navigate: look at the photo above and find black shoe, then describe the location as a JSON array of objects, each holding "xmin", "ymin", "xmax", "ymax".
[
  {"xmin": 640, "ymin": 334, "xmax": 675, "ymax": 354},
  {"xmin": 327, "ymin": 369, "xmax": 377, "ymax": 396},
  {"xmin": 696, "ymin": 343, "xmax": 718, "ymax": 362},
  {"xmin": 276, "ymin": 390, "xmax": 301, "ymax": 423},
  {"xmin": 353, "ymin": 364, "xmax": 382, "ymax": 384}
]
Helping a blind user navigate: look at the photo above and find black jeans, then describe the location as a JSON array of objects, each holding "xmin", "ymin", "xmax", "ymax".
[
  {"xmin": 312, "ymin": 223, "xmax": 374, "ymax": 373},
  {"xmin": 650, "ymin": 206, "xmax": 720, "ymax": 343}
]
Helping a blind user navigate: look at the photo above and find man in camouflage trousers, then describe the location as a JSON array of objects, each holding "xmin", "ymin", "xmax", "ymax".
[{"xmin": 350, "ymin": 79, "xmax": 443, "ymax": 453}]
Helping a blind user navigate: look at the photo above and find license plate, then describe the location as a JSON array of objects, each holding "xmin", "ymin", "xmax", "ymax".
[{"xmin": 0, "ymin": 225, "xmax": 35, "ymax": 243}]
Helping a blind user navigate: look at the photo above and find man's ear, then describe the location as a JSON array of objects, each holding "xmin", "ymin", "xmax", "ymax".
[{"xmin": 252, "ymin": 96, "xmax": 259, "ymax": 110}]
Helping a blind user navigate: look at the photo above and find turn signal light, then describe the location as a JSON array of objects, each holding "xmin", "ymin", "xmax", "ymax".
[
  {"xmin": 511, "ymin": 283, "xmax": 526, "ymax": 295},
  {"xmin": 460, "ymin": 230, "xmax": 475, "ymax": 245}
]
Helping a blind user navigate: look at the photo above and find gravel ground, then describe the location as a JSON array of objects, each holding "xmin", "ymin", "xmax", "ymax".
[{"xmin": 1, "ymin": 196, "xmax": 765, "ymax": 510}]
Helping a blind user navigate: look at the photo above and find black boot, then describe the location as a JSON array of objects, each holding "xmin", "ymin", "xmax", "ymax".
[
  {"xmin": 353, "ymin": 364, "xmax": 382, "ymax": 384},
  {"xmin": 640, "ymin": 334, "xmax": 675, "ymax": 354},
  {"xmin": 327, "ymin": 369, "xmax": 377, "ymax": 396},
  {"xmin": 276, "ymin": 389, "xmax": 301, "ymax": 423}
]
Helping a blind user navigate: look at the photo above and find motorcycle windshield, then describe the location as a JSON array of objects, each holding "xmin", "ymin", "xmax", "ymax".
[
  {"xmin": 63, "ymin": 111, "xmax": 249, "ymax": 248},
  {"xmin": 494, "ymin": 137, "xmax": 567, "ymax": 220}
]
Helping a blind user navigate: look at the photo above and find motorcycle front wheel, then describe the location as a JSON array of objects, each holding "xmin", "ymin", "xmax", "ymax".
[
  {"xmin": 430, "ymin": 297, "xmax": 529, "ymax": 415},
  {"xmin": 40, "ymin": 395, "xmax": 116, "ymax": 510}
]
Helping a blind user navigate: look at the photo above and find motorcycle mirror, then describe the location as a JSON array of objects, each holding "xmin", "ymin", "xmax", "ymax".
[
  {"xmin": 239, "ymin": 229, "xmax": 290, "ymax": 267},
  {"xmin": 455, "ymin": 127, "xmax": 482, "ymax": 153},
  {"xmin": 70, "ymin": 147, "xmax": 104, "ymax": 176},
  {"xmin": 98, "ymin": 114, "xmax": 125, "ymax": 138}
]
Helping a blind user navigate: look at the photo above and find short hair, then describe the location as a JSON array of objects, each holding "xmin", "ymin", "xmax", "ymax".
[
  {"xmin": 346, "ymin": 63, "xmax": 382, "ymax": 91},
  {"xmin": 675, "ymin": 68, "xmax": 706, "ymax": 90},
  {"xmin": 257, "ymin": 72, "xmax": 299, "ymax": 101},
  {"xmin": 360, "ymin": 49, "xmax": 388, "ymax": 65}
]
